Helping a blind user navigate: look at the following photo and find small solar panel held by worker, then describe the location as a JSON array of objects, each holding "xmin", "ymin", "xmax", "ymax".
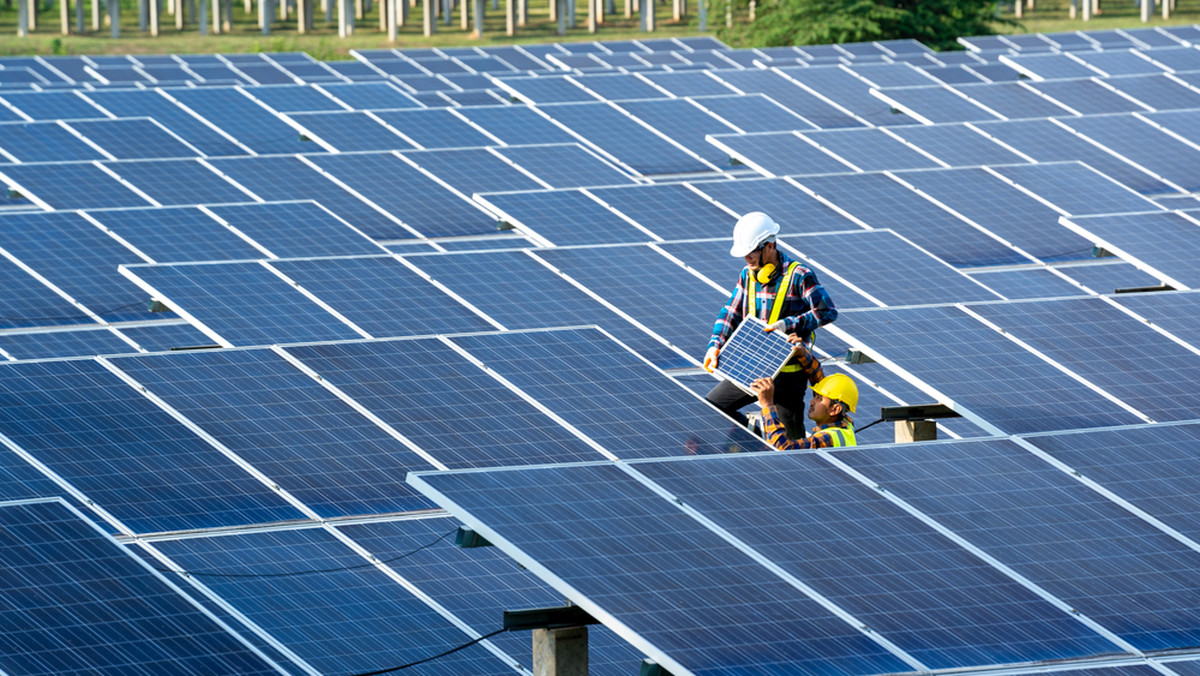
[{"xmin": 715, "ymin": 316, "xmax": 797, "ymax": 393}]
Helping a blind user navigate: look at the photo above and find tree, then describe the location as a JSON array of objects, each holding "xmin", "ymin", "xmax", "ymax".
[{"xmin": 717, "ymin": 0, "xmax": 1013, "ymax": 51}]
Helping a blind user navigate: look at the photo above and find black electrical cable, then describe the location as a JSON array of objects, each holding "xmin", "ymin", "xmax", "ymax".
[
  {"xmin": 0, "ymin": 300, "xmax": 148, "ymax": 322},
  {"xmin": 855, "ymin": 417, "xmax": 885, "ymax": 433},
  {"xmin": 155, "ymin": 529, "xmax": 455, "ymax": 579},
  {"xmin": 347, "ymin": 629, "xmax": 508, "ymax": 676}
]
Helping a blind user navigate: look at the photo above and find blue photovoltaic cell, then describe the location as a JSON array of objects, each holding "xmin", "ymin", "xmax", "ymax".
[
  {"xmin": 923, "ymin": 66, "xmax": 989, "ymax": 85},
  {"xmin": 318, "ymin": 82, "xmax": 421, "ymax": 109},
  {"xmin": 1061, "ymin": 211, "xmax": 1200, "ymax": 288},
  {"xmin": 574, "ymin": 73, "xmax": 670, "ymax": 100},
  {"xmin": 794, "ymin": 172, "xmax": 1028, "ymax": 267},
  {"xmin": 404, "ymin": 249, "xmax": 686, "ymax": 368},
  {"xmin": 847, "ymin": 62, "xmax": 936, "ymax": 87},
  {"xmin": 66, "ymin": 119, "xmax": 198, "ymax": 160},
  {"xmin": 371, "ymin": 108, "xmax": 496, "ymax": 148},
  {"xmin": 967, "ymin": 296, "xmax": 1200, "ymax": 421},
  {"xmin": 286, "ymin": 111, "xmax": 414, "ymax": 151},
  {"xmin": 110, "ymin": 348, "xmax": 436, "ymax": 516},
  {"xmin": 1101, "ymin": 74, "xmax": 1200, "ymax": 111},
  {"xmin": 206, "ymin": 201, "xmax": 385, "ymax": 258},
  {"xmin": 535, "ymin": 246, "xmax": 726, "ymax": 360},
  {"xmin": 151, "ymin": 527, "xmax": 517, "ymax": 676},
  {"xmin": 1058, "ymin": 261, "xmax": 1160, "ymax": 294},
  {"xmin": 635, "ymin": 452, "xmax": 1121, "ymax": 669},
  {"xmin": 0, "ymin": 328, "xmax": 134, "ymax": 360},
  {"xmin": 116, "ymin": 321, "xmax": 218, "ymax": 352},
  {"xmin": 284, "ymin": 338, "xmax": 602, "ymax": 467},
  {"xmin": 781, "ymin": 66, "xmax": 915, "ymax": 127},
  {"xmin": 477, "ymin": 189, "xmax": 650, "ymax": 246},
  {"xmin": 1002, "ymin": 53, "xmax": 1099, "ymax": 80},
  {"xmin": 714, "ymin": 316, "xmax": 795, "ymax": 391},
  {"xmin": 0, "ymin": 500, "xmax": 281, "ymax": 675},
  {"xmin": 104, "ymin": 158, "xmax": 255, "ymax": 206},
  {"xmin": 692, "ymin": 93, "xmax": 816, "ymax": 133},
  {"xmin": 0, "ymin": 360, "xmax": 304, "ymax": 533},
  {"xmin": 340, "ymin": 516, "xmax": 645, "ymax": 676},
  {"xmin": 493, "ymin": 75, "xmax": 594, "ymax": 103},
  {"xmin": 952, "ymin": 82, "xmax": 1076, "ymax": 119},
  {"xmin": 972, "ymin": 119, "xmax": 1174, "ymax": 195},
  {"xmin": 1111, "ymin": 291, "xmax": 1200, "ymax": 346},
  {"xmin": 440, "ymin": 90, "xmax": 506, "ymax": 106},
  {"xmin": 640, "ymin": 71, "xmax": 735, "ymax": 97},
  {"xmin": 991, "ymin": 162, "xmax": 1163, "ymax": 216},
  {"xmin": 836, "ymin": 305, "xmax": 1143, "ymax": 433},
  {"xmin": 887, "ymin": 123, "xmax": 1028, "ymax": 166},
  {"xmin": 538, "ymin": 101, "xmax": 711, "ymax": 175},
  {"xmin": 873, "ymin": 85, "xmax": 1002, "ymax": 124},
  {"xmin": 1027, "ymin": 79, "xmax": 1149, "ymax": 115},
  {"xmin": 452, "ymin": 328, "xmax": 767, "ymax": 456},
  {"xmin": 0, "ymin": 161, "xmax": 153, "ymax": 210},
  {"xmin": 306, "ymin": 152, "xmax": 496, "ymax": 237},
  {"xmin": 1060, "ymin": 115, "xmax": 1200, "ymax": 191},
  {"xmin": 894, "ymin": 167, "xmax": 1095, "ymax": 262},
  {"xmin": 0, "ymin": 210, "xmax": 158, "ymax": 322},
  {"xmin": 0, "ymin": 121, "xmax": 108, "ymax": 162},
  {"xmin": 232, "ymin": 62, "xmax": 294, "ymax": 85},
  {"xmin": 967, "ymin": 268, "xmax": 1088, "ymax": 300},
  {"xmin": 454, "ymin": 105, "xmax": 579, "ymax": 146},
  {"xmin": 840, "ymin": 438, "xmax": 1200, "ymax": 652},
  {"xmin": 616, "ymin": 98, "xmax": 739, "ymax": 166},
  {"xmin": 1028, "ymin": 424, "xmax": 1200, "ymax": 543},
  {"xmin": 125, "ymin": 261, "xmax": 364, "ymax": 346},
  {"xmin": 399, "ymin": 147, "xmax": 544, "ymax": 194},
  {"xmin": 411, "ymin": 462, "xmax": 910, "ymax": 676},
  {"xmin": 206, "ymin": 155, "xmax": 412, "ymax": 241},
  {"xmin": 0, "ymin": 256, "xmax": 90, "ymax": 330},
  {"xmin": 244, "ymin": 84, "xmax": 347, "ymax": 112},
  {"xmin": 712, "ymin": 69, "xmax": 862, "ymax": 129},
  {"xmin": 0, "ymin": 90, "xmax": 106, "ymax": 120},
  {"xmin": 1143, "ymin": 109, "xmax": 1200, "ymax": 146},
  {"xmin": 166, "ymin": 87, "xmax": 312, "ymax": 154},
  {"xmin": 270, "ymin": 256, "xmax": 494, "ymax": 338},
  {"xmin": 708, "ymin": 131, "xmax": 854, "ymax": 177},
  {"xmin": 801, "ymin": 127, "xmax": 944, "ymax": 171},
  {"xmin": 785, "ymin": 230, "xmax": 1001, "ymax": 305},
  {"xmin": 80, "ymin": 89, "xmax": 248, "ymax": 157},
  {"xmin": 690, "ymin": 176, "xmax": 863, "ymax": 233},
  {"xmin": 86, "ymin": 206, "xmax": 265, "ymax": 263},
  {"xmin": 495, "ymin": 144, "xmax": 635, "ymax": 188},
  {"xmin": 589, "ymin": 183, "xmax": 733, "ymax": 240}
]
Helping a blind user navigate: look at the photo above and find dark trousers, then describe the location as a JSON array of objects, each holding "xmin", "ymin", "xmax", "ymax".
[{"xmin": 705, "ymin": 370, "xmax": 809, "ymax": 439}]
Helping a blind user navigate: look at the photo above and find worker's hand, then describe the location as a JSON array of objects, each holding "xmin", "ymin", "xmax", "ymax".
[
  {"xmin": 764, "ymin": 320, "xmax": 786, "ymax": 333},
  {"xmin": 785, "ymin": 333, "xmax": 804, "ymax": 344},
  {"xmin": 749, "ymin": 377, "xmax": 774, "ymax": 407},
  {"xmin": 703, "ymin": 346, "xmax": 720, "ymax": 373}
]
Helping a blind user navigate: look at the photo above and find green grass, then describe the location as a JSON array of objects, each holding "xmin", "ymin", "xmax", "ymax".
[{"xmin": 0, "ymin": 0, "xmax": 1197, "ymax": 58}]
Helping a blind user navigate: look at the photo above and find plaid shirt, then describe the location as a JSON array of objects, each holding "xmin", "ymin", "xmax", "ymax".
[
  {"xmin": 761, "ymin": 413, "xmax": 856, "ymax": 450},
  {"xmin": 708, "ymin": 250, "xmax": 838, "ymax": 352}
]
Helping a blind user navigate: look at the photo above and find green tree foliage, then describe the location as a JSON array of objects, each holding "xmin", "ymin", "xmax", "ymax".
[{"xmin": 718, "ymin": 0, "xmax": 1014, "ymax": 51}]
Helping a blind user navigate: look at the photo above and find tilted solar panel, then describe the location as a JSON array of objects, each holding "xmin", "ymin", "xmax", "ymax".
[{"xmin": 713, "ymin": 316, "xmax": 795, "ymax": 392}]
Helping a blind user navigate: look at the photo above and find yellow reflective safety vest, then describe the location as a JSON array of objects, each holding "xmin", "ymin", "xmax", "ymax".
[
  {"xmin": 822, "ymin": 424, "xmax": 857, "ymax": 448},
  {"xmin": 746, "ymin": 261, "xmax": 804, "ymax": 373}
]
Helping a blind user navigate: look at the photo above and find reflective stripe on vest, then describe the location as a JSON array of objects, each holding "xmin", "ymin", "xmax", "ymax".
[
  {"xmin": 746, "ymin": 261, "xmax": 801, "ymax": 325},
  {"xmin": 825, "ymin": 425, "xmax": 857, "ymax": 448}
]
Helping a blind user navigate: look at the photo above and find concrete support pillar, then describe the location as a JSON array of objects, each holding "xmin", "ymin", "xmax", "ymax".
[
  {"xmin": 532, "ymin": 626, "xmax": 588, "ymax": 676},
  {"xmin": 61, "ymin": 0, "xmax": 69, "ymax": 34},
  {"xmin": 76, "ymin": 0, "xmax": 84, "ymax": 33},
  {"xmin": 386, "ymin": 0, "xmax": 396, "ymax": 38},
  {"xmin": 108, "ymin": 0, "xmax": 119, "ymax": 36},
  {"xmin": 1163, "ymin": 0, "xmax": 1170, "ymax": 19},
  {"xmin": 640, "ymin": 0, "xmax": 652, "ymax": 31},
  {"xmin": 422, "ymin": 0, "xmax": 433, "ymax": 35},
  {"xmin": 505, "ymin": 0, "xmax": 513, "ymax": 34},
  {"xmin": 554, "ymin": 0, "xmax": 564, "ymax": 33},
  {"xmin": 471, "ymin": 0, "xmax": 480, "ymax": 34},
  {"xmin": 198, "ymin": 0, "xmax": 207, "ymax": 32},
  {"xmin": 696, "ymin": 0, "xmax": 703, "ymax": 29},
  {"xmin": 18, "ymin": 0, "xmax": 29, "ymax": 35},
  {"xmin": 1013, "ymin": 0, "xmax": 1021, "ymax": 17},
  {"xmin": 1140, "ymin": 0, "xmax": 1151, "ymax": 21},
  {"xmin": 566, "ymin": 0, "xmax": 573, "ymax": 26},
  {"xmin": 586, "ymin": 0, "xmax": 594, "ymax": 31},
  {"xmin": 895, "ymin": 420, "xmax": 937, "ymax": 444},
  {"xmin": 27, "ymin": 0, "xmax": 37, "ymax": 30}
]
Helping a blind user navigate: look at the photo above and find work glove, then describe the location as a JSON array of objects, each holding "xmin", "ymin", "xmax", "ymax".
[
  {"xmin": 764, "ymin": 320, "xmax": 786, "ymax": 333},
  {"xmin": 703, "ymin": 346, "xmax": 720, "ymax": 373}
]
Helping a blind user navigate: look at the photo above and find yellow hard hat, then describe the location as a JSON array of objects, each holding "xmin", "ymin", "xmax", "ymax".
[{"xmin": 812, "ymin": 373, "xmax": 858, "ymax": 413}]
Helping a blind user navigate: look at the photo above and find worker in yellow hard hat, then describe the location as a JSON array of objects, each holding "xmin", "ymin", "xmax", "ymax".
[
  {"xmin": 749, "ymin": 372, "xmax": 858, "ymax": 450},
  {"xmin": 704, "ymin": 211, "xmax": 838, "ymax": 439}
]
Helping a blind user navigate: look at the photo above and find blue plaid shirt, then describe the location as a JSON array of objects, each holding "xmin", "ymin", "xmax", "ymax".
[{"xmin": 708, "ymin": 250, "xmax": 838, "ymax": 351}]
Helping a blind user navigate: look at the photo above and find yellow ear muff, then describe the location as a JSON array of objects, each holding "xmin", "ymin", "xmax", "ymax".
[{"xmin": 755, "ymin": 263, "xmax": 777, "ymax": 284}]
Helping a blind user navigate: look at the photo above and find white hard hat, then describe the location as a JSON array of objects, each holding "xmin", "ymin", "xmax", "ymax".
[{"xmin": 730, "ymin": 212, "xmax": 780, "ymax": 257}]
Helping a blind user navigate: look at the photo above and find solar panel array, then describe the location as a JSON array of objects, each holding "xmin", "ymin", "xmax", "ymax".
[{"xmin": 4, "ymin": 26, "xmax": 1200, "ymax": 676}]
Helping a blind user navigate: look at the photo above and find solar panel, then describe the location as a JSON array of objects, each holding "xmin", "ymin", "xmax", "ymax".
[
  {"xmin": 116, "ymin": 320, "xmax": 219, "ymax": 352},
  {"xmin": 2, "ymin": 161, "xmax": 156, "ymax": 210},
  {"xmin": 966, "ymin": 268, "xmax": 1090, "ymax": 300},
  {"xmin": 493, "ymin": 144, "xmax": 635, "ymax": 188},
  {"xmin": 1074, "ymin": 51, "xmax": 1166, "ymax": 77},
  {"xmin": 109, "ymin": 347, "xmax": 436, "ymax": 516},
  {"xmin": 284, "ymin": 111, "xmax": 414, "ymax": 151},
  {"xmin": 305, "ymin": 151, "xmax": 497, "ymax": 237},
  {"xmin": 165, "ymin": 87, "xmax": 312, "ymax": 154},
  {"xmin": 537, "ymin": 101, "xmax": 713, "ymax": 175},
  {"xmin": 244, "ymin": 83, "xmax": 347, "ymax": 112},
  {"xmin": 205, "ymin": 155, "xmax": 412, "ymax": 240},
  {"xmin": 779, "ymin": 66, "xmax": 914, "ymax": 127},
  {"xmin": 0, "ymin": 255, "xmax": 94, "ymax": 330},
  {"xmin": 399, "ymin": 147, "xmax": 545, "ymax": 194},
  {"xmin": 104, "ymin": 158, "xmax": 257, "ymax": 206},
  {"xmin": 1057, "ymin": 261, "xmax": 1160, "ymax": 294},
  {"xmin": 1059, "ymin": 211, "xmax": 1200, "ymax": 289},
  {"xmin": 149, "ymin": 525, "xmax": 519, "ymax": 675},
  {"xmin": 1061, "ymin": 114, "xmax": 1200, "ymax": 192},
  {"xmin": 283, "ymin": 337, "xmax": 602, "ymax": 467},
  {"xmin": 615, "ymin": 97, "xmax": 740, "ymax": 166},
  {"xmin": 990, "ymin": 161, "xmax": 1163, "ymax": 217},
  {"xmin": 0, "ymin": 499, "xmax": 283, "ymax": 674},
  {"xmin": 80, "ymin": 89, "xmax": 249, "ymax": 157},
  {"xmin": 1140, "ymin": 47, "xmax": 1200, "ymax": 71},
  {"xmin": 884, "ymin": 123, "xmax": 1023, "ymax": 167},
  {"xmin": 317, "ymin": 81, "xmax": 422, "ymax": 109},
  {"xmin": 707, "ymin": 131, "xmax": 855, "ymax": 177},
  {"xmin": 66, "ymin": 118, "xmax": 200, "ymax": 160},
  {"xmin": 1026, "ymin": 79, "xmax": 1149, "ymax": 115},
  {"xmin": 801, "ymin": 127, "xmax": 945, "ymax": 172},
  {"xmin": 490, "ymin": 75, "xmax": 594, "ymax": 104},
  {"xmin": 371, "ymin": 108, "xmax": 497, "ymax": 148},
  {"xmin": 1000, "ymin": 53, "xmax": 1101, "ymax": 80},
  {"xmin": 474, "ymin": 188, "xmax": 651, "ymax": 246},
  {"xmin": 409, "ymin": 461, "xmax": 913, "ymax": 676},
  {"xmin": 893, "ymin": 166, "xmax": 1095, "ymax": 262},
  {"xmin": 793, "ymin": 172, "xmax": 1028, "ymax": 267},
  {"xmin": 588, "ymin": 183, "xmax": 733, "ymax": 240},
  {"xmin": 0, "ymin": 90, "xmax": 107, "ymax": 120},
  {"xmin": 0, "ymin": 326, "xmax": 135, "ymax": 360},
  {"xmin": 84, "ymin": 205, "xmax": 266, "ymax": 263},
  {"xmin": 450, "ymin": 106, "xmax": 575, "ymax": 147},
  {"xmin": 638, "ymin": 71, "xmax": 735, "ymax": 97},
  {"xmin": 711, "ymin": 69, "xmax": 862, "ymax": 128},
  {"xmin": 839, "ymin": 438, "xmax": 1200, "ymax": 653},
  {"xmin": 121, "ymin": 260, "xmax": 365, "ymax": 346},
  {"xmin": 712, "ymin": 316, "xmax": 795, "ymax": 392},
  {"xmin": 690, "ymin": 93, "xmax": 816, "ymax": 133},
  {"xmin": 871, "ymin": 85, "xmax": 1003, "ymax": 124},
  {"xmin": 572, "ymin": 72, "xmax": 669, "ymax": 100},
  {"xmin": 0, "ymin": 359, "xmax": 305, "ymax": 533},
  {"xmin": 689, "ymin": 176, "xmax": 862, "ymax": 233},
  {"xmin": 205, "ymin": 201, "xmax": 386, "ymax": 258},
  {"xmin": 0, "ymin": 121, "xmax": 109, "ymax": 162},
  {"xmin": 1142, "ymin": 109, "xmax": 1200, "ymax": 146}
]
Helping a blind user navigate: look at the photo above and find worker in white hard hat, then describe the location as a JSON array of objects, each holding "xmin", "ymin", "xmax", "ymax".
[
  {"xmin": 704, "ymin": 211, "xmax": 838, "ymax": 439},
  {"xmin": 749, "ymin": 372, "xmax": 858, "ymax": 450}
]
